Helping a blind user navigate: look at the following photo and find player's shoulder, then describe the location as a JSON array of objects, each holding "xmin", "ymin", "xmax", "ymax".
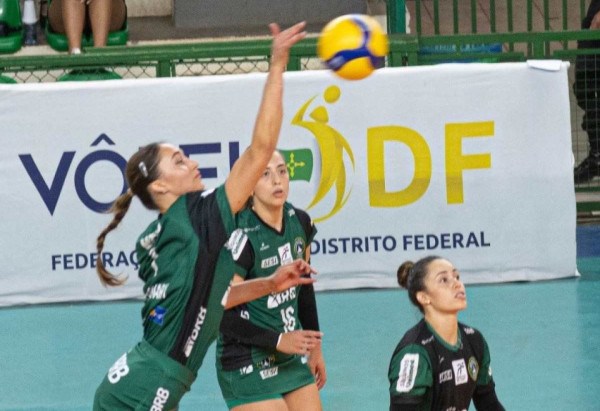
[
  {"xmin": 459, "ymin": 322, "xmax": 485, "ymax": 340},
  {"xmin": 286, "ymin": 203, "xmax": 311, "ymax": 224},
  {"xmin": 398, "ymin": 320, "xmax": 431, "ymax": 347},
  {"xmin": 459, "ymin": 322, "xmax": 487, "ymax": 355}
]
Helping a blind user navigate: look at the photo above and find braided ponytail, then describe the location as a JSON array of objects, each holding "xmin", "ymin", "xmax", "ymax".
[
  {"xmin": 95, "ymin": 143, "xmax": 162, "ymax": 287},
  {"xmin": 96, "ymin": 190, "xmax": 133, "ymax": 286}
]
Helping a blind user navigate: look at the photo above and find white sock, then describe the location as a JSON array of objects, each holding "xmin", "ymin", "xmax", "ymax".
[{"xmin": 70, "ymin": 48, "xmax": 82, "ymax": 55}]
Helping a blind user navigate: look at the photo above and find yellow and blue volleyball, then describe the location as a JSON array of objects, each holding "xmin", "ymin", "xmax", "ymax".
[{"xmin": 317, "ymin": 14, "xmax": 389, "ymax": 80}]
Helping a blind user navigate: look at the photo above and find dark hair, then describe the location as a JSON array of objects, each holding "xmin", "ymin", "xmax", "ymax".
[
  {"xmin": 397, "ymin": 255, "xmax": 442, "ymax": 313},
  {"xmin": 96, "ymin": 143, "xmax": 162, "ymax": 286}
]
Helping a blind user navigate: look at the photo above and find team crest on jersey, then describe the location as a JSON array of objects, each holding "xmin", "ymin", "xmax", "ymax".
[
  {"xmin": 294, "ymin": 237, "xmax": 305, "ymax": 258},
  {"xmin": 149, "ymin": 306, "xmax": 167, "ymax": 326},
  {"xmin": 278, "ymin": 243, "xmax": 293, "ymax": 265},
  {"xmin": 396, "ymin": 353, "xmax": 419, "ymax": 393},
  {"xmin": 261, "ymin": 256, "xmax": 279, "ymax": 269},
  {"xmin": 452, "ymin": 359, "xmax": 468, "ymax": 385},
  {"xmin": 468, "ymin": 357, "xmax": 479, "ymax": 381}
]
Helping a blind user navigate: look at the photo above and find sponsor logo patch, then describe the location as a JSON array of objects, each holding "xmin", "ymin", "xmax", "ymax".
[
  {"xmin": 421, "ymin": 335, "xmax": 434, "ymax": 345},
  {"xmin": 439, "ymin": 369, "xmax": 453, "ymax": 383},
  {"xmin": 260, "ymin": 367, "xmax": 279, "ymax": 380},
  {"xmin": 184, "ymin": 306, "xmax": 207, "ymax": 357},
  {"xmin": 261, "ymin": 256, "xmax": 279, "ymax": 269},
  {"xmin": 396, "ymin": 353, "xmax": 419, "ymax": 393},
  {"xmin": 146, "ymin": 283, "xmax": 169, "ymax": 300},
  {"xmin": 150, "ymin": 387, "xmax": 170, "ymax": 411},
  {"xmin": 278, "ymin": 243, "xmax": 293, "ymax": 265},
  {"xmin": 256, "ymin": 355, "xmax": 275, "ymax": 370},
  {"xmin": 452, "ymin": 359, "xmax": 468, "ymax": 385},
  {"xmin": 149, "ymin": 306, "xmax": 167, "ymax": 326},
  {"xmin": 227, "ymin": 229, "xmax": 247, "ymax": 261},
  {"xmin": 267, "ymin": 287, "xmax": 297, "ymax": 309},
  {"xmin": 240, "ymin": 365, "xmax": 254, "ymax": 375}
]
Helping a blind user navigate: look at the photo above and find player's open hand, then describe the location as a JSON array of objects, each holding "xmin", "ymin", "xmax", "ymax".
[{"xmin": 269, "ymin": 21, "xmax": 307, "ymax": 70}]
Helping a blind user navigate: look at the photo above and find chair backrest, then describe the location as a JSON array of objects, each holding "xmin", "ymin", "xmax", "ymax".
[{"xmin": 0, "ymin": 0, "xmax": 22, "ymax": 29}]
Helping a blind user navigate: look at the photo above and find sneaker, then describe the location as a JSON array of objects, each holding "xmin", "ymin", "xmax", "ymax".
[{"xmin": 574, "ymin": 152, "xmax": 600, "ymax": 184}]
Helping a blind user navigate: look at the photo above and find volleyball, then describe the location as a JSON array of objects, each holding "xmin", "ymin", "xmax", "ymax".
[{"xmin": 317, "ymin": 14, "xmax": 389, "ymax": 80}]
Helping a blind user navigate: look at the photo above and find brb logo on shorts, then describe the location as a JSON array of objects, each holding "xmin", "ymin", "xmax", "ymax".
[{"xmin": 281, "ymin": 85, "xmax": 355, "ymax": 223}]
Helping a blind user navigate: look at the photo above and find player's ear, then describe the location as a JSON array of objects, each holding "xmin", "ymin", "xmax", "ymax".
[
  {"xmin": 149, "ymin": 179, "xmax": 168, "ymax": 195},
  {"xmin": 416, "ymin": 291, "xmax": 431, "ymax": 306}
]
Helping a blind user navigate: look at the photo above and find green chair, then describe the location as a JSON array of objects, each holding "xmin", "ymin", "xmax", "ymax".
[
  {"xmin": 0, "ymin": 0, "xmax": 23, "ymax": 54},
  {"xmin": 0, "ymin": 74, "xmax": 17, "ymax": 83},
  {"xmin": 45, "ymin": 0, "xmax": 128, "ymax": 52},
  {"xmin": 57, "ymin": 68, "xmax": 122, "ymax": 82}
]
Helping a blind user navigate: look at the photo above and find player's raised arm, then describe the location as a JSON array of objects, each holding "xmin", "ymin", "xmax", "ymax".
[{"xmin": 225, "ymin": 21, "xmax": 307, "ymax": 214}]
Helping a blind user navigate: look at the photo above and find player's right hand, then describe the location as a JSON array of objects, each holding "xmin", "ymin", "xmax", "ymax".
[{"xmin": 276, "ymin": 330, "xmax": 323, "ymax": 355}]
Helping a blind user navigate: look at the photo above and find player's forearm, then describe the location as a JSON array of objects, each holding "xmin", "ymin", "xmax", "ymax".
[
  {"xmin": 220, "ymin": 309, "xmax": 280, "ymax": 349},
  {"xmin": 249, "ymin": 66, "xmax": 284, "ymax": 156},
  {"xmin": 298, "ymin": 283, "xmax": 320, "ymax": 331},
  {"xmin": 224, "ymin": 277, "xmax": 275, "ymax": 309}
]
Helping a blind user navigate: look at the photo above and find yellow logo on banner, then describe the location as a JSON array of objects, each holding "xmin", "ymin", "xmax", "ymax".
[
  {"xmin": 288, "ymin": 86, "xmax": 494, "ymax": 219},
  {"xmin": 291, "ymin": 86, "xmax": 355, "ymax": 222}
]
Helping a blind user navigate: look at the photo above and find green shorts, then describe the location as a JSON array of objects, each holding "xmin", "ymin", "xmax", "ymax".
[
  {"xmin": 93, "ymin": 340, "xmax": 196, "ymax": 411},
  {"xmin": 217, "ymin": 354, "xmax": 315, "ymax": 409}
]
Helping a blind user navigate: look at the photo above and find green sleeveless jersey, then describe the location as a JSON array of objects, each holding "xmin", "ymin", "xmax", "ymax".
[
  {"xmin": 136, "ymin": 185, "xmax": 237, "ymax": 374},
  {"xmin": 217, "ymin": 203, "xmax": 316, "ymax": 370}
]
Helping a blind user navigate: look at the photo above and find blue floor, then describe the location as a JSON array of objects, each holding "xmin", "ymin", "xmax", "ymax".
[{"xmin": 1, "ymin": 225, "xmax": 598, "ymax": 411}]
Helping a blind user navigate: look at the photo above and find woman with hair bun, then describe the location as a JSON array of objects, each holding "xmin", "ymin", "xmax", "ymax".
[{"xmin": 388, "ymin": 256, "xmax": 504, "ymax": 411}]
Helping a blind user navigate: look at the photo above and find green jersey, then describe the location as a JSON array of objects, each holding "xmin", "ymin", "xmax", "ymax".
[
  {"xmin": 214, "ymin": 203, "xmax": 317, "ymax": 408},
  {"xmin": 388, "ymin": 319, "xmax": 499, "ymax": 411},
  {"xmin": 217, "ymin": 203, "xmax": 316, "ymax": 370},
  {"xmin": 137, "ymin": 185, "xmax": 237, "ymax": 373},
  {"xmin": 94, "ymin": 186, "xmax": 238, "ymax": 410}
]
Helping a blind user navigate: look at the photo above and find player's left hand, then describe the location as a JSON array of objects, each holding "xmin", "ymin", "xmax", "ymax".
[{"xmin": 308, "ymin": 342, "xmax": 327, "ymax": 389}]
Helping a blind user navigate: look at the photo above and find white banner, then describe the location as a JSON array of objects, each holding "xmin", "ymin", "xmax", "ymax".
[{"xmin": 0, "ymin": 62, "xmax": 577, "ymax": 306}]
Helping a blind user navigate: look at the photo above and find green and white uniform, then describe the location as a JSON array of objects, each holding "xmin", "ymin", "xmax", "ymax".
[
  {"xmin": 216, "ymin": 203, "xmax": 317, "ymax": 408},
  {"xmin": 94, "ymin": 186, "xmax": 238, "ymax": 411},
  {"xmin": 388, "ymin": 319, "xmax": 504, "ymax": 411}
]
